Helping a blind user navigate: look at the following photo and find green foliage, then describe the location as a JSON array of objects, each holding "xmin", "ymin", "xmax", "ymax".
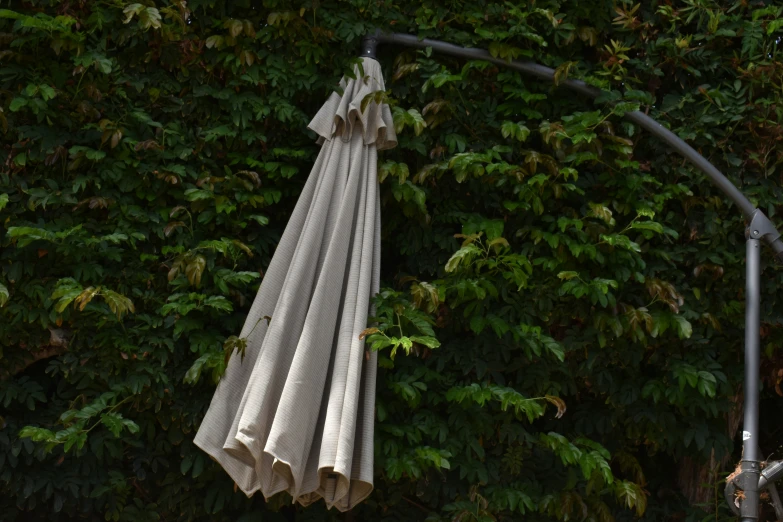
[
  {"xmin": 2, "ymin": 1, "xmax": 783, "ymax": 521},
  {"xmin": 364, "ymin": 288, "xmax": 441, "ymax": 361},
  {"xmin": 18, "ymin": 391, "xmax": 139, "ymax": 454}
]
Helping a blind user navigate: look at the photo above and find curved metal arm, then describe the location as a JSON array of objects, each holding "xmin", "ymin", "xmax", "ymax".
[
  {"xmin": 365, "ymin": 30, "xmax": 783, "ymax": 259},
  {"xmin": 365, "ymin": 30, "xmax": 783, "ymax": 522}
]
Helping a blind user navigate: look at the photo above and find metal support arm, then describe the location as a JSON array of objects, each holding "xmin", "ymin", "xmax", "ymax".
[
  {"xmin": 363, "ymin": 31, "xmax": 783, "ymax": 259},
  {"xmin": 364, "ymin": 31, "xmax": 783, "ymax": 520}
]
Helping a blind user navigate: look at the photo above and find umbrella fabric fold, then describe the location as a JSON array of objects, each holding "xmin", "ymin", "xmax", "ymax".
[{"xmin": 194, "ymin": 57, "xmax": 396, "ymax": 512}]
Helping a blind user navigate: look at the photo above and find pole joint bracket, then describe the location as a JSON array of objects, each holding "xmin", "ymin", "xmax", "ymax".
[
  {"xmin": 726, "ymin": 460, "xmax": 763, "ymax": 519},
  {"xmin": 747, "ymin": 209, "xmax": 780, "ymax": 243}
]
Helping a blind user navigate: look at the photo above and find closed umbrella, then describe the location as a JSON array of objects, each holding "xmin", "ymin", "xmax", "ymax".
[{"xmin": 193, "ymin": 56, "xmax": 396, "ymax": 512}]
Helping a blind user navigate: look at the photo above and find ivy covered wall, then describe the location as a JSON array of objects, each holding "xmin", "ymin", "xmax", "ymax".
[{"xmin": 2, "ymin": 1, "xmax": 783, "ymax": 521}]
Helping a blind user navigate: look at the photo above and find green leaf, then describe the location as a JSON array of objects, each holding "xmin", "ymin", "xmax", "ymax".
[
  {"xmin": 631, "ymin": 221, "xmax": 664, "ymax": 234},
  {"xmin": 205, "ymin": 35, "xmax": 224, "ymax": 49},
  {"xmin": 186, "ymin": 255, "xmax": 206, "ymax": 287},
  {"xmin": 445, "ymin": 244, "xmax": 481, "ymax": 272},
  {"xmin": 100, "ymin": 289, "xmax": 136, "ymax": 320},
  {"xmin": 181, "ymin": 455, "xmax": 194, "ymax": 475},
  {"xmin": 588, "ymin": 203, "xmax": 615, "ymax": 225},
  {"xmin": 228, "ymin": 19, "xmax": 243, "ymax": 37},
  {"xmin": 501, "ymin": 121, "xmax": 531, "ymax": 142},
  {"xmin": 51, "ymin": 278, "xmax": 83, "ymax": 312},
  {"xmin": 203, "ymin": 296, "xmax": 233, "ymax": 313},
  {"xmin": 9, "ymin": 97, "xmax": 26, "ymax": 112},
  {"xmin": 248, "ymin": 215, "xmax": 269, "ymax": 226},
  {"xmin": 184, "ymin": 189, "xmax": 213, "ymax": 201},
  {"xmin": 192, "ymin": 455, "xmax": 204, "ymax": 478},
  {"xmin": 409, "ymin": 335, "xmax": 441, "ymax": 348},
  {"xmin": 184, "ymin": 354, "xmax": 208, "ymax": 384},
  {"xmin": 100, "ymin": 413, "xmax": 125, "ymax": 437},
  {"xmin": 672, "ymin": 315, "xmax": 692, "ymax": 339},
  {"xmin": 39, "ymin": 84, "xmax": 56, "ymax": 101}
]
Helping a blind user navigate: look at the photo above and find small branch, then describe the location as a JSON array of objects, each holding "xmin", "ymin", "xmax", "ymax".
[
  {"xmin": 402, "ymin": 496, "xmax": 431, "ymax": 513},
  {"xmin": 2, "ymin": 328, "xmax": 70, "ymax": 379},
  {"xmin": 14, "ymin": 345, "xmax": 67, "ymax": 374}
]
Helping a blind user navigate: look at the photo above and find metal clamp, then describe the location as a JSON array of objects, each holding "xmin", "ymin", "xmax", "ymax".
[
  {"xmin": 725, "ymin": 459, "xmax": 783, "ymax": 520},
  {"xmin": 725, "ymin": 474, "xmax": 741, "ymax": 516},
  {"xmin": 747, "ymin": 209, "xmax": 781, "ymax": 243},
  {"xmin": 746, "ymin": 209, "xmax": 783, "ymax": 262}
]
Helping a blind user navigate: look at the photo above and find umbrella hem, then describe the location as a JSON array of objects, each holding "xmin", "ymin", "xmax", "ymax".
[
  {"xmin": 194, "ymin": 435, "xmax": 374, "ymax": 511},
  {"xmin": 193, "ymin": 435, "xmax": 259, "ymax": 498}
]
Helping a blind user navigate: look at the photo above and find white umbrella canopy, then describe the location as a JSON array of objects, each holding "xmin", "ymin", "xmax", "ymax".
[{"xmin": 193, "ymin": 57, "xmax": 396, "ymax": 512}]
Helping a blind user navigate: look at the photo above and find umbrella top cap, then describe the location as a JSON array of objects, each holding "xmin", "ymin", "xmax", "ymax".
[
  {"xmin": 360, "ymin": 34, "xmax": 378, "ymax": 58},
  {"xmin": 307, "ymin": 58, "xmax": 397, "ymax": 151}
]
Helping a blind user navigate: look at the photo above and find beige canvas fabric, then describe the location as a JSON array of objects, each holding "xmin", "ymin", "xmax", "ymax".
[{"xmin": 193, "ymin": 57, "xmax": 396, "ymax": 512}]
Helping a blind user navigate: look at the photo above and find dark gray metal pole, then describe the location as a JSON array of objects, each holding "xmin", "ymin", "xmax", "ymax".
[{"xmin": 741, "ymin": 236, "xmax": 761, "ymax": 521}]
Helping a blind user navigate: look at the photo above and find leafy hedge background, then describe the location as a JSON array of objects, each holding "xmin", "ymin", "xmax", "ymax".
[{"xmin": 2, "ymin": 1, "xmax": 783, "ymax": 521}]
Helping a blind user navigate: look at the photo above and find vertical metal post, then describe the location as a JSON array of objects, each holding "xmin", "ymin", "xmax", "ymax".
[{"xmin": 741, "ymin": 237, "xmax": 761, "ymax": 521}]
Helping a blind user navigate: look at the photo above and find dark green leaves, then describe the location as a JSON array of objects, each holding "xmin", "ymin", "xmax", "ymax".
[
  {"xmin": 392, "ymin": 107, "xmax": 426, "ymax": 136},
  {"xmin": 1, "ymin": 1, "xmax": 778, "ymax": 521},
  {"xmin": 100, "ymin": 413, "xmax": 140, "ymax": 438},
  {"xmin": 19, "ymin": 392, "xmax": 138, "ymax": 454},
  {"xmin": 365, "ymin": 289, "xmax": 440, "ymax": 360},
  {"xmin": 500, "ymin": 121, "xmax": 531, "ymax": 142},
  {"xmin": 184, "ymin": 351, "xmax": 227, "ymax": 386},
  {"xmin": 123, "ymin": 4, "xmax": 162, "ymax": 31},
  {"xmin": 50, "ymin": 278, "xmax": 135, "ymax": 319}
]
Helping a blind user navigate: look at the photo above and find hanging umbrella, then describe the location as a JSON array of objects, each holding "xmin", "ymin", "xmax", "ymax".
[{"xmin": 193, "ymin": 57, "xmax": 396, "ymax": 512}]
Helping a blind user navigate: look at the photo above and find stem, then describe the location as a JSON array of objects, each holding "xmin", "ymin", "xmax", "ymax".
[
  {"xmin": 187, "ymin": 209, "xmax": 194, "ymax": 238},
  {"xmin": 593, "ymin": 215, "xmax": 639, "ymax": 247},
  {"xmin": 401, "ymin": 496, "xmax": 430, "ymax": 513},
  {"xmin": 452, "ymin": 86, "xmax": 485, "ymax": 144},
  {"xmin": 73, "ymin": 70, "xmax": 87, "ymax": 97},
  {"xmin": 245, "ymin": 314, "xmax": 271, "ymax": 337},
  {"xmin": 83, "ymin": 395, "xmax": 134, "ymax": 435}
]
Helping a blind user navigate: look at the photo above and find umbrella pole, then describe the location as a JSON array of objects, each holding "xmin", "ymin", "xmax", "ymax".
[
  {"xmin": 737, "ymin": 210, "xmax": 782, "ymax": 521},
  {"xmin": 365, "ymin": 32, "xmax": 783, "ymax": 520},
  {"xmin": 740, "ymin": 231, "xmax": 761, "ymax": 521}
]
